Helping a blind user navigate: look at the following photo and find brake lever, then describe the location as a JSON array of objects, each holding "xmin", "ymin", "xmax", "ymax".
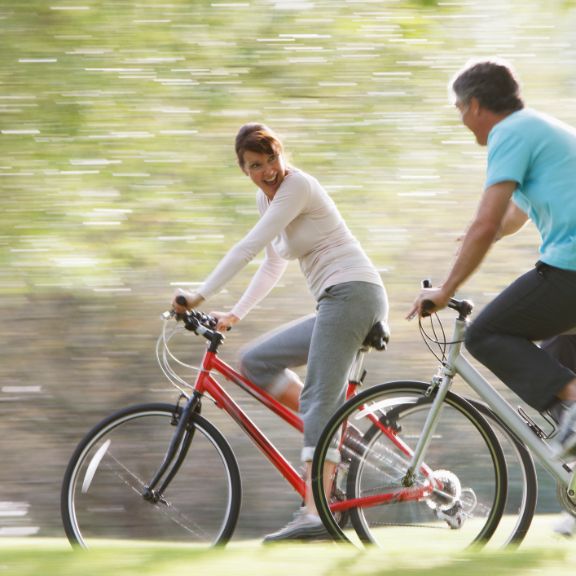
[{"xmin": 420, "ymin": 278, "xmax": 436, "ymax": 317}]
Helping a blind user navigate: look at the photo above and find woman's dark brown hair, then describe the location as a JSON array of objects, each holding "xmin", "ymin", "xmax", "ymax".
[{"xmin": 235, "ymin": 123, "xmax": 284, "ymax": 168}]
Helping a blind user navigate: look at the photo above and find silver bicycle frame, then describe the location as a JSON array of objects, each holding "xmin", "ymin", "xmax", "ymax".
[{"xmin": 408, "ymin": 316, "xmax": 575, "ymax": 498}]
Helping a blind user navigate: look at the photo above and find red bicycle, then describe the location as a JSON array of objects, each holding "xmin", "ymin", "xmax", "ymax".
[{"xmin": 60, "ymin": 307, "xmax": 388, "ymax": 548}]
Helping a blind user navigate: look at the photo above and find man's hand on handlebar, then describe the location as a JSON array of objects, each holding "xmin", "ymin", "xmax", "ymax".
[
  {"xmin": 172, "ymin": 288, "xmax": 205, "ymax": 315},
  {"xmin": 407, "ymin": 285, "xmax": 452, "ymax": 320},
  {"xmin": 210, "ymin": 311, "xmax": 240, "ymax": 332}
]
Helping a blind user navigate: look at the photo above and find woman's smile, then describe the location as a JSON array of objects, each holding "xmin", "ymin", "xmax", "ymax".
[{"xmin": 243, "ymin": 149, "xmax": 287, "ymax": 199}]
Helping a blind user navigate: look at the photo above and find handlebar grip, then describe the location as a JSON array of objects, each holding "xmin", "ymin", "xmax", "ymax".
[{"xmin": 421, "ymin": 299, "xmax": 436, "ymax": 317}]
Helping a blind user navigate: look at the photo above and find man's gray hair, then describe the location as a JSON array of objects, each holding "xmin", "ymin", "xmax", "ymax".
[{"xmin": 450, "ymin": 59, "xmax": 524, "ymax": 113}]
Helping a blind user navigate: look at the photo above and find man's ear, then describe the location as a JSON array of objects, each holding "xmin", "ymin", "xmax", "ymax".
[{"xmin": 469, "ymin": 97, "xmax": 481, "ymax": 116}]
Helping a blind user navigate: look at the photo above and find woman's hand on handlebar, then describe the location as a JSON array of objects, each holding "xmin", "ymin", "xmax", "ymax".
[
  {"xmin": 407, "ymin": 285, "xmax": 452, "ymax": 320},
  {"xmin": 209, "ymin": 311, "xmax": 240, "ymax": 332},
  {"xmin": 172, "ymin": 288, "xmax": 205, "ymax": 315}
]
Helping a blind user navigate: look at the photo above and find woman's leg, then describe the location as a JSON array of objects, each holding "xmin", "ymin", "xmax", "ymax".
[
  {"xmin": 238, "ymin": 314, "xmax": 315, "ymax": 409},
  {"xmin": 300, "ymin": 282, "xmax": 388, "ymax": 461},
  {"xmin": 263, "ymin": 281, "xmax": 388, "ymax": 543}
]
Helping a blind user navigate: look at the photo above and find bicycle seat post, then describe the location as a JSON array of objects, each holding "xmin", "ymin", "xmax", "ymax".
[{"xmin": 348, "ymin": 348, "xmax": 368, "ymax": 387}]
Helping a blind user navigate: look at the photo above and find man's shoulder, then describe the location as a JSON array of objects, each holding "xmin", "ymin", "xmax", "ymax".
[
  {"xmin": 496, "ymin": 108, "xmax": 537, "ymax": 129},
  {"xmin": 490, "ymin": 109, "xmax": 546, "ymax": 147},
  {"xmin": 501, "ymin": 108, "xmax": 569, "ymax": 131}
]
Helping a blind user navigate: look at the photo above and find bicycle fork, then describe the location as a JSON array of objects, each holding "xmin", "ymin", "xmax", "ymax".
[
  {"xmin": 142, "ymin": 393, "xmax": 202, "ymax": 503},
  {"xmin": 403, "ymin": 349, "xmax": 460, "ymax": 488}
]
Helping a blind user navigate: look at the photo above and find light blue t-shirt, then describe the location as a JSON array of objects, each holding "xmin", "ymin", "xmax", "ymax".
[{"xmin": 486, "ymin": 108, "xmax": 576, "ymax": 271}]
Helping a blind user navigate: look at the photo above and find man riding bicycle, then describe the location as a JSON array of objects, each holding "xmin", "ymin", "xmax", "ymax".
[{"xmin": 409, "ymin": 59, "xmax": 576, "ymax": 458}]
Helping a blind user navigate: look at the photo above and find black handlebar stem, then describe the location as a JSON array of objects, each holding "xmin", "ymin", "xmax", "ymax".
[{"xmin": 448, "ymin": 298, "xmax": 474, "ymax": 320}]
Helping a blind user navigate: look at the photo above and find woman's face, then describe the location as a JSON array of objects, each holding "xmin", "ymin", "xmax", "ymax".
[{"xmin": 242, "ymin": 149, "xmax": 287, "ymax": 199}]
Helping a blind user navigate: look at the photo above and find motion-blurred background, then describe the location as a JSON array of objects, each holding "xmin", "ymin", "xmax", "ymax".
[{"xmin": 1, "ymin": 0, "xmax": 575, "ymax": 540}]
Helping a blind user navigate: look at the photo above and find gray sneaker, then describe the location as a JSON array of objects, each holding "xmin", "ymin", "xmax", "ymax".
[
  {"xmin": 553, "ymin": 512, "xmax": 576, "ymax": 537},
  {"xmin": 550, "ymin": 401, "xmax": 576, "ymax": 457},
  {"xmin": 263, "ymin": 508, "xmax": 332, "ymax": 543}
]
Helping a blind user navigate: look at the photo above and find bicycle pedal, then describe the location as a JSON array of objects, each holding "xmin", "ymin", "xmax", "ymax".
[
  {"xmin": 435, "ymin": 504, "xmax": 464, "ymax": 530},
  {"xmin": 517, "ymin": 406, "xmax": 546, "ymax": 439}
]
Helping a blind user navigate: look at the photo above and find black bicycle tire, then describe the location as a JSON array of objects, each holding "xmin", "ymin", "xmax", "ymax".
[
  {"xmin": 61, "ymin": 402, "xmax": 242, "ymax": 547},
  {"xmin": 312, "ymin": 381, "xmax": 508, "ymax": 549},
  {"xmin": 340, "ymin": 391, "xmax": 537, "ymax": 547},
  {"xmin": 469, "ymin": 399, "xmax": 538, "ymax": 546}
]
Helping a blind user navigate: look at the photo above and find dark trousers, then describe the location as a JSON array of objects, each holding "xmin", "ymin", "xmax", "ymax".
[
  {"xmin": 542, "ymin": 334, "xmax": 576, "ymax": 373},
  {"xmin": 465, "ymin": 262, "xmax": 576, "ymax": 411}
]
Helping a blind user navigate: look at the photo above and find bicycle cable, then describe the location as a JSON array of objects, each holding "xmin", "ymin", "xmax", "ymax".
[
  {"xmin": 418, "ymin": 312, "xmax": 448, "ymax": 364},
  {"xmin": 156, "ymin": 320, "xmax": 202, "ymax": 395},
  {"xmin": 418, "ymin": 311, "xmax": 466, "ymax": 364}
]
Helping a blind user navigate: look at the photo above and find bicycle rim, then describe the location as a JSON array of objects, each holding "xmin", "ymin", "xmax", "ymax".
[
  {"xmin": 312, "ymin": 381, "xmax": 507, "ymax": 551},
  {"xmin": 61, "ymin": 403, "xmax": 241, "ymax": 548},
  {"xmin": 469, "ymin": 400, "xmax": 537, "ymax": 547}
]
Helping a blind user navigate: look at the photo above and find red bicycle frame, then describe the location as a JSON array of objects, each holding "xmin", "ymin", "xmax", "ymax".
[
  {"xmin": 191, "ymin": 346, "xmax": 435, "ymax": 509},
  {"xmin": 194, "ymin": 347, "xmax": 364, "ymax": 499}
]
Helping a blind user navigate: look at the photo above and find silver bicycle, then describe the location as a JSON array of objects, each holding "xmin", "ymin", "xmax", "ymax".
[{"xmin": 311, "ymin": 289, "xmax": 576, "ymax": 551}]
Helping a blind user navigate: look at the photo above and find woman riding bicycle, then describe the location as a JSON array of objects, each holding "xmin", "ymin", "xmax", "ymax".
[
  {"xmin": 172, "ymin": 123, "xmax": 388, "ymax": 542},
  {"xmin": 409, "ymin": 59, "xmax": 576, "ymax": 457}
]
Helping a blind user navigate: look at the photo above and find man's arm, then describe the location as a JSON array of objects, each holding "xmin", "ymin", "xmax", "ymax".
[
  {"xmin": 495, "ymin": 200, "xmax": 529, "ymax": 240},
  {"xmin": 408, "ymin": 180, "xmax": 517, "ymax": 317}
]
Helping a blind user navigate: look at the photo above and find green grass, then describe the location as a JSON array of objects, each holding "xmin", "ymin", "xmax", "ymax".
[{"xmin": 1, "ymin": 516, "xmax": 575, "ymax": 576}]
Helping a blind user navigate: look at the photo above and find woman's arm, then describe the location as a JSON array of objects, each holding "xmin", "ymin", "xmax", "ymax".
[
  {"xmin": 230, "ymin": 243, "xmax": 289, "ymax": 320},
  {"xmin": 197, "ymin": 175, "xmax": 309, "ymax": 301}
]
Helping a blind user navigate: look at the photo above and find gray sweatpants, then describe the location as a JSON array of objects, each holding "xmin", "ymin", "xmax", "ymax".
[{"xmin": 239, "ymin": 281, "xmax": 388, "ymax": 462}]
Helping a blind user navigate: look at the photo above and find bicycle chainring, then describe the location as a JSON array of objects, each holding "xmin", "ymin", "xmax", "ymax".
[
  {"xmin": 426, "ymin": 469, "xmax": 462, "ymax": 511},
  {"xmin": 557, "ymin": 459, "xmax": 576, "ymax": 517}
]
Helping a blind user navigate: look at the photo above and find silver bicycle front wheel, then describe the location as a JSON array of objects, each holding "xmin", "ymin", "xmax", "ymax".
[
  {"xmin": 312, "ymin": 381, "xmax": 507, "ymax": 551},
  {"xmin": 61, "ymin": 403, "xmax": 241, "ymax": 548}
]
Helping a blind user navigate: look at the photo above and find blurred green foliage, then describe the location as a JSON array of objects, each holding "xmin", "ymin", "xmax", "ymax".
[
  {"xmin": 3, "ymin": 0, "xmax": 576, "ymax": 298},
  {"xmin": 0, "ymin": 0, "xmax": 461, "ymax": 294}
]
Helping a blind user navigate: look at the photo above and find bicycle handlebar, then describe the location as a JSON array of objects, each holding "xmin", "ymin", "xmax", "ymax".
[
  {"xmin": 420, "ymin": 280, "xmax": 474, "ymax": 320},
  {"xmin": 163, "ymin": 296, "xmax": 221, "ymax": 342}
]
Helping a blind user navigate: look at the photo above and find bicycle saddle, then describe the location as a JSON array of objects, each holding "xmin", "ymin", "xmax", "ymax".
[{"xmin": 363, "ymin": 321, "xmax": 390, "ymax": 351}]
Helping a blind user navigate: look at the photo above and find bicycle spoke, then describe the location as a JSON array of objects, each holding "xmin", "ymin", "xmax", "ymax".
[
  {"xmin": 87, "ymin": 447, "xmax": 213, "ymax": 541},
  {"xmin": 313, "ymin": 382, "xmax": 507, "ymax": 551},
  {"xmin": 62, "ymin": 404, "xmax": 241, "ymax": 548}
]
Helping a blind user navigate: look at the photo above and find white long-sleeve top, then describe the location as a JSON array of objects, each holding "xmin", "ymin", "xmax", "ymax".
[{"xmin": 198, "ymin": 169, "xmax": 383, "ymax": 319}]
